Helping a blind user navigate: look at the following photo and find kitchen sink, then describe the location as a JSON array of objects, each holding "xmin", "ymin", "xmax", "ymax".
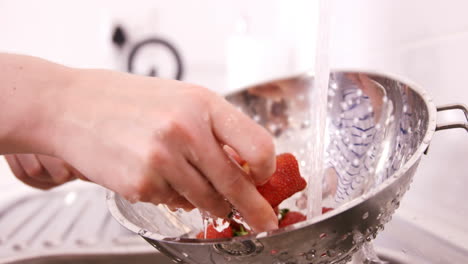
[
  {"xmin": 4, "ymin": 253, "xmax": 173, "ymax": 264},
  {"xmin": 4, "ymin": 252, "xmax": 399, "ymax": 264},
  {"xmin": 1, "ymin": 185, "xmax": 467, "ymax": 264}
]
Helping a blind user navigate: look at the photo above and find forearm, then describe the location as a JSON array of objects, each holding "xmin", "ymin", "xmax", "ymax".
[{"xmin": 0, "ymin": 53, "xmax": 73, "ymax": 155}]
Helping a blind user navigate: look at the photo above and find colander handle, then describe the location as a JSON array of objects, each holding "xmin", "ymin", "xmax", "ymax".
[{"xmin": 436, "ymin": 104, "xmax": 468, "ymax": 132}]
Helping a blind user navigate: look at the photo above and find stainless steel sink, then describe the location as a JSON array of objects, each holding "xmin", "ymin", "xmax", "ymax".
[
  {"xmin": 0, "ymin": 186, "xmax": 173, "ymax": 264},
  {"xmin": 1, "ymin": 185, "xmax": 467, "ymax": 264},
  {"xmin": 4, "ymin": 253, "xmax": 173, "ymax": 264},
  {"xmin": 373, "ymin": 212, "xmax": 468, "ymax": 264}
]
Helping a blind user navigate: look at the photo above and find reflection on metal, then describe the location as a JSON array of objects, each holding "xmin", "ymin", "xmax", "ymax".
[
  {"xmin": 213, "ymin": 240, "xmax": 264, "ymax": 257},
  {"xmin": 107, "ymin": 70, "xmax": 446, "ymax": 264}
]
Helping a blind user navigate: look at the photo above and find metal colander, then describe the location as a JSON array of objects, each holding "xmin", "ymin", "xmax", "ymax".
[{"xmin": 107, "ymin": 70, "xmax": 467, "ymax": 264}]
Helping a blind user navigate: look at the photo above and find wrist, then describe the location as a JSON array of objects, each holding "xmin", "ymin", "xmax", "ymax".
[
  {"xmin": 0, "ymin": 54, "xmax": 76, "ymax": 155},
  {"xmin": 28, "ymin": 66, "xmax": 78, "ymax": 156}
]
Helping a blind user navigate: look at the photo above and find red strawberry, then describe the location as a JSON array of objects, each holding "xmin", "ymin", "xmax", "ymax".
[
  {"xmin": 257, "ymin": 153, "xmax": 307, "ymax": 208},
  {"xmin": 279, "ymin": 211, "xmax": 306, "ymax": 228},
  {"xmin": 196, "ymin": 224, "xmax": 233, "ymax": 239},
  {"xmin": 322, "ymin": 207, "xmax": 333, "ymax": 214}
]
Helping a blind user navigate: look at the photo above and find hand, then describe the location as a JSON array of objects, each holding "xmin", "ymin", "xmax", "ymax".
[
  {"xmin": 5, "ymin": 154, "xmax": 85, "ymax": 190},
  {"xmin": 40, "ymin": 69, "xmax": 278, "ymax": 232}
]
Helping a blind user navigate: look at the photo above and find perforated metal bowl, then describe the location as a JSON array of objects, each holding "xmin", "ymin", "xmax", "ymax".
[{"xmin": 107, "ymin": 70, "xmax": 467, "ymax": 264}]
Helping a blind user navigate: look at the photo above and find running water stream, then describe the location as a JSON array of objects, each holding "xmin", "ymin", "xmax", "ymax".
[{"xmin": 306, "ymin": 0, "xmax": 331, "ymax": 220}]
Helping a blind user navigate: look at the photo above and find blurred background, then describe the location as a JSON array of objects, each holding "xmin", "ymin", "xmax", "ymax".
[{"xmin": 0, "ymin": 0, "xmax": 467, "ymax": 263}]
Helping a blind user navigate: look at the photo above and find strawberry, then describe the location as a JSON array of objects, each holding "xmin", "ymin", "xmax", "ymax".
[
  {"xmin": 196, "ymin": 224, "xmax": 233, "ymax": 239},
  {"xmin": 257, "ymin": 153, "xmax": 307, "ymax": 208},
  {"xmin": 279, "ymin": 211, "xmax": 306, "ymax": 228},
  {"xmin": 322, "ymin": 207, "xmax": 333, "ymax": 214}
]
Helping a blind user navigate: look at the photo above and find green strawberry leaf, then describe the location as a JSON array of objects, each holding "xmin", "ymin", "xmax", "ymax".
[
  {"xmin": 233, "ymin": 225, "xmax": 249, "ymax": 237},
  {"xmin": 279, "ymin": 208, "xmax": 290, "ymax": 221}
]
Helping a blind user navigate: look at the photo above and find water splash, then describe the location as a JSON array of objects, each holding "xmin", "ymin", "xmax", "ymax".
[{"xmin": 200, "ymin": 210, "xmax": 210, "ymax": 239}]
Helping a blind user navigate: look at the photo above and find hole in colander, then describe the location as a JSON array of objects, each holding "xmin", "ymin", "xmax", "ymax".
[{"xmin": 214, "ymin": 240, "xmax": 264, "ymax": 257}]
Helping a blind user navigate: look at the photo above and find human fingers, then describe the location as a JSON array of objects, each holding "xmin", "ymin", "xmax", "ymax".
[
  {"xmin": 165, "ymin": 156, "xmax": 231, "ymax": 218},
  {"xmin": 188, "ymin": 136, "xmax": 278, "ymax": 232},
  {"xmin": 209, "ymin": 98, "xmax": 276, "ymax": 185},
  {"xmin": 5, "ymin": 155, "xmax": 57, "ymax": 190},
  {"xmin": 36, "ymin": 155, "xmax": 77, "ymax": 184}
]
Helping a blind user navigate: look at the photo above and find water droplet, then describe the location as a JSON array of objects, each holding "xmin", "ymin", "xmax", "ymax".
[
  {"xmin": 182, "ymin": 252, "xmax": 189, "ymax": 257},
  {"xmin": 295, "ymin": 194, "xmax": 308, "ymax": 210},
  {"xmin": 362, "ymin": 212, "xmax": 369, "ymax": 220},
  {"xmin": 253, "ymin": 115, "xmax": 261, "ymax": 122},
  {"xmin": 305, "ymin": 250, "xmax": 316, "ymax": 260},
  {"xmin": 300, "ymin": 160, "xmax": 306, "ymax": 167},
  {"xmin": 353, "ymin": 232, "xmax": 364, "ymax": 244},
  {"xmin": 268, "ymin": 123, "xmax": 278, "ymax": 133},
  {"xmin": 320, "ymin": 233, "xmax": 327, "ymax": 239},
  {"xmin": 353, "ymin": 159, "xmax": 359, "ymax": 166}
]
